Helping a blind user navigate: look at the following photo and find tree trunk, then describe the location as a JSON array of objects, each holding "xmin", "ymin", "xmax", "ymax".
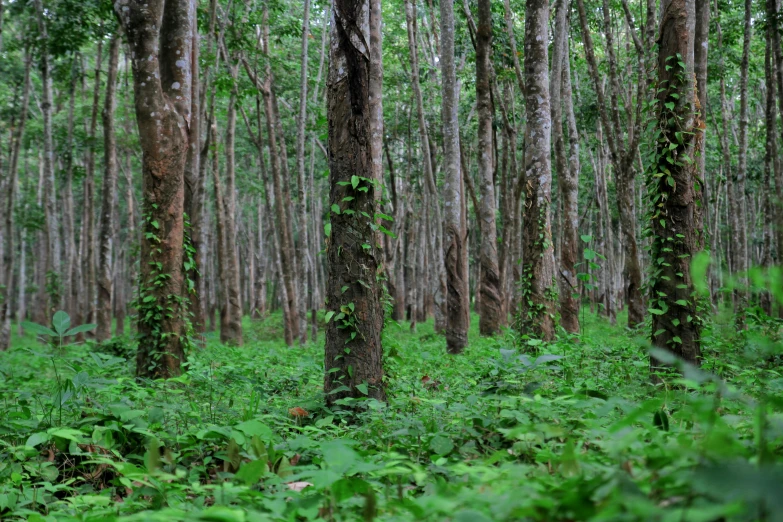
[
  {"xmin": 82, "ymin": 41, "xmax": 103, "ymax": 330},
  {"xmin": 0, "ymin": 51, "xmax": 30, "ymax": 349},
  {"xmin": 733, "ymin": 0, "xmax": 751, "ymax": 313},
  {"xmin": 185, "ymin": 8, "xmax": 205, "ymax": 335},
  {"xmin": 552, "ymin": 0, "xmax": 579, "ymax": 333},
  {"xmin": 324, "ymin": 0, "xmax": 386, "ymax": 405},
  {"xmin": 650, "ymin": 0, "xmax": 703, "ymax": 370},
  {"xmin": 441, "ymin": 0, "xmax": 470, "ymax": 352},
  {"xmin": 34, "ymin": 0, "xmax": 61, "ymax": 315},
  {"xmin": 475, "ymin": 0, "xmax": 502, "ymax": 337},
  {"xmin": 762, "ymin": 31, "xmax": 776, "ymax": 314},
  {"xmin": 116, "ymin": 0, "xmax": 196, "ymax": 379},
  {"xmin": 220, "ymin": 93, "xmax": 243, "ymax": 345},
  {"xmin": 295, "ymin": 0, "xmax": 311, "ymax": 345},
  {"xmin": 520, "ymin": 0, "xmax": 556, "ymax": 340},
  {"xmin": 260, "ymin": 67, "xmax": 299, "ymax": 345},
  {"xmin": 405, "ymin": 0, "xmax": 446, "ymax": 332},
  {"xmin": 96, "ymin": 34, "xmax": 120, "ymax": 342}
]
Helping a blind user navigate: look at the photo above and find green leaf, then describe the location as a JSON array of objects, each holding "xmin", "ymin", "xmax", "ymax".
[
  {"xmin": 234, "ymin": 459, "xmax": 267, "ymax": 485},
  {"xmin": 25, "ymin": 432, "xmax": 52, "ymax": 447},
  {"xmin": 324, "ymin": 222, "xmax": 332, "ymax": 238},
  {"xmin": 65, "ymin": 323, "xmax": 97, "ymax": 336},
  {"xmin": 356, "ymin": 383, "xmax": 369, "ymax": 395},
  {"xmin": 325, "ymin": 311, "xmax": 335, "ymax": 323},
  {"xmin": 429, "ymin": 435, "xmax": 454, "ymax": 456},
  {"xmin": 580, "ymin": 234, "xmax": 592, "ymax": 243},
  {"xmin": 648, "ymin": 308, "xmax": 665, "ymax": 315},
  {"xmin": 21, "ymin": 321, "xmax": 57, "ymax": 337},
  {"xmin": 351, "ymin": 175, "xmax": 360, "ymax": 189},
  {"xmin": 331, "ymin": 204, "xmax": 341, "ymax": 215},
  {"xmin": 52, "ymin": 311, "xmax": 71, "ymax": 336}
]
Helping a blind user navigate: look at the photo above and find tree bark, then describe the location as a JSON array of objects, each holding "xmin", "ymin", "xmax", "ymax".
[
  {"xmin": 441, "ymin": 0, "xmax": 470, "ymax": 352},
  {"xmin": 34, "ymin": 0, "xmax": 61, "ymax": 315},
  {"xmin": 116, "ymin": 0, "xmax": 196, "ymax": 379},
  {"xmin": 650, "ymin": 0, "xmax": 703, "ymax": 370},
  {"xmin": 82, "ymin": 41, "xmax": 103, "ymax": 330},
  {"xmin": 295, "ymin": 0, "xmax": 312, "ymax": 345},
  {"xmin": 219, "ymin": 92, "xmax": 243, "ymax": 345},
  {"xmin": 0, "ymin": 51, "xmax": 30, "ymax": 350},
  {"xmin": 575, "ymin": 0, "xmax": 645, "ymax": 327},
  {"xmin": 552, "ymin": 0, "xmax": 579, "ymax": 333},
  {"xmin": 519, "ymin": 0, "xmax": 557, "ymax": 340},
  {"xmin": 96, "ymin": 34, "xmax": 121, "ymax": 342},
  {"xmin": 475, "ymin": 0, "xmax": 502, "ymax": 337},
  {"xmin": 404, "ymin": 0, "xmax": 446, "ymax": 332},
  {"xmin": 733, "ymin": 0, "xmax": 751, "ymax": 312},
  {"xmin": 324, "ymin": 0, "xmax": 386, "ymax": 405}
]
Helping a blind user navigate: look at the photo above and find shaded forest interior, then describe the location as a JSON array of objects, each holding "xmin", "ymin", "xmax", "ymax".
[{"xmin": 1, "ymin": 0, "xmax": 783, "ymax": 520}]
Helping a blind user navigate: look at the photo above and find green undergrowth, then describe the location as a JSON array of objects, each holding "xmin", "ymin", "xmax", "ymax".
[{"xmin": 0, "ymin": 309, "xmax": 782, "ymax": 521}]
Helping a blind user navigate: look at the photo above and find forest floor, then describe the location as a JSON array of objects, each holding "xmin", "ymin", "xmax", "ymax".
[{"xmin": 0, "ymin": 309, "xmax": 781, "ymax": 521}]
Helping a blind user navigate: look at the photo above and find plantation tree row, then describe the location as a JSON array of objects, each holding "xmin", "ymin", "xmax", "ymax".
[{"xmin": 1, "ymin": 0, "xmax": 782, "ymax": 393}]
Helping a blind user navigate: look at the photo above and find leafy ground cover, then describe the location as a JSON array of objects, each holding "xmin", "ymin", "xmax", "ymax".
[{"xmin": 0, "ymin": 310, "xmax": 782, "ymax": 521}]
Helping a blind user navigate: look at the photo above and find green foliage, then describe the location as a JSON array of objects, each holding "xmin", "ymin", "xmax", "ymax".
[{"xmin": 1, "ymin": 311, "xmax": 782, "ymax": 521}]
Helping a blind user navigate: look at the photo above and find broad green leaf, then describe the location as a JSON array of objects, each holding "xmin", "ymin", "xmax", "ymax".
[
  {"xmin": 52, "ymin": 311, "xmax": 71, "ymax": 336},
  {"xmin": 21, "ymin": 321, "xmax": 57, "ymax": 337}
]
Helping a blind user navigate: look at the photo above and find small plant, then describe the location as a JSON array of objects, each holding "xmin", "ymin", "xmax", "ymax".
[
  {"xmin": 575, "ymin": 234, "xmax": 606, "ymax": 328},
  {"xmin": 22, "ymin": 310, "xmax": 97, "ymax": 351}
]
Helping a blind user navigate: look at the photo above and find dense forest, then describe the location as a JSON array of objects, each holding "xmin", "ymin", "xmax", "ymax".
[{"xmin": 0, "ymin": 0, "xmax": 782, "ymax": 520}]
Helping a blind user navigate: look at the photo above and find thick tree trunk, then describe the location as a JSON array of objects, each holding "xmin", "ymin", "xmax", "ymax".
[
  {"xmin": 96, "ymin": 34, "xmax": 120, "ymax": 342},
  {"xmin": 0, "ymin": 51, "xmax": 30, "ymax": 349},
  {"xmin": 116, "ymin": 0, "xmax": 196, "ymax": 379},
  {"xmin": 324, "ymin": 0, "xmax": 386, "ymax": 405},
  {"xmin": 650, "ymin": 0, "xmax": 703, "ymax": 370},
  {"xmin": 475, "ymin": 0, "xmax": 502, "ymax": 337},
  {"xmin": 519, "ymin": 0, "xmax": 556, "ymax": 340}
]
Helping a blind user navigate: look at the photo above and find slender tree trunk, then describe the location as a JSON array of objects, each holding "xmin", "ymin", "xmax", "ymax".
[
  {"xmin": 82, "ymin": 42, "xmax": 103, "ymax": 330},
  {"xmin": 185, "ymin": 8, "xmax": 204, "ymax": 336},
  {"xmin": 519, "ymin": 0, "xmax": 556, "ymax": 340},
  {"xmin": 116, "ymin": 0, "xmax": 196, "ymax": 379},
  {"xmin": 260, "ymin": 70, "xmax": 299, "ymax": 345},
  {"xmin": 34, "ymin": 0, "xmax": 61, "ymax": 315},
  {"xmin": 562, "ymin": 46, "xmax": 581, "ymax": 331},
  {"xmin": 0, "ymin": 51, "xmax": 30, "ymax": 349},
  {"xmin": 762, "ymin": 19, "xmax": 778, "ymax": 315},
  {"xmin": 220, "ymin": 93, "xmax": 243, "ymax": 345},
  {"xmin": 324, "ymin": 0, "xmax": 386, "ymax": 405},
  {"xmin": 405, "ymin": 0, "xmax": 446, "ymax": 332},
  {"xmin": 96, "ymin": 34, "xmax": 120, "ymax": 342},
  {"xmin": 733, "ymin": 0, "xmax": 751, "ymax": 314},
  {"xmin": 441, "ymin": 0, "xmax": 469, "ymax": 352},
  {"xmin": 474, "ymin": 0, "xmax": 502, "ymax": 337},
  {"xmin": 63, "ymin": 60, "xmax": 78, "ymax": 320},
  {"xmin": 771, "ymin": 0, "xmax": 783, "ymax": 270},
  {"xmin": 552, "ymin": 0, "xmax": 579, "ymax": 333},
  {"xmin": 295, "ymin": 0, "xmax": 312, "ymax": 345},
  {"xmin": 650, "ymin": 0, "xmax": 703, "ymax": 370}
]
